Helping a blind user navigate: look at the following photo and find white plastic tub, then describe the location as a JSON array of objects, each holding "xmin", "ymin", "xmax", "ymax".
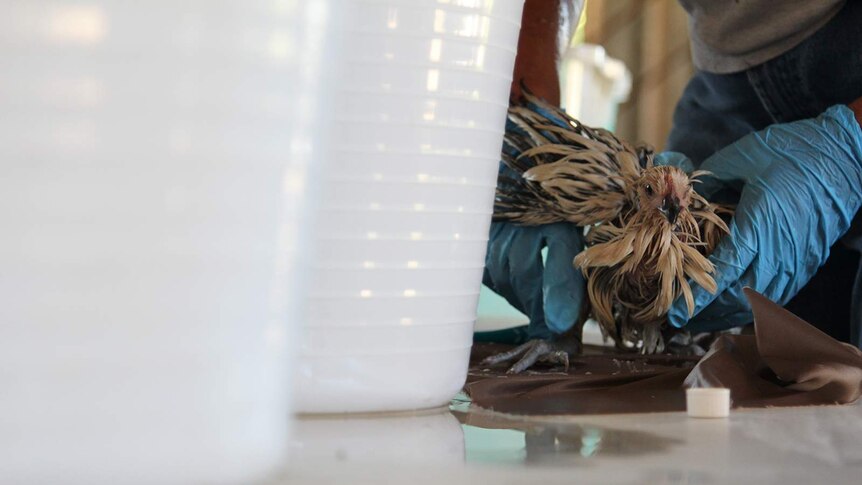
[
  {"xmin": 300, "ymin": 322, "xmax": 474, "ymax": 353},
  {"xmin": 334, "ymin": 120, "xmax": 507, "ymax": 155},
  {"xmin": 326, "ymin": 148, "xmax": 502, "ymax": 183},
  {"xmin": 561, "ymin": 43, "xmax": 633, "ymax": 129},
  {"xmin": 0, "ymin": 1, "xmax": 321, "ymax": 482},
  {"xmin": 295, "ymin": 0, "xmax": 525, "ymax": 414},
  {"xmin": 319, "ymin": 180, "xmax": 497, "ymax": 213},
  {"xmin": 296, "ymin": 348, "xmax": 473, "ymax": 413},
  {"xmin": 338, "ymin": 93, "xmax": 511, "ymax": 129},
  {"xmin": 315, "ymin": 209, "xmax": 497, "ymax": 240},
  {"xmin": 314, "ymin": 237, "xmax": 490, "ymax": 267},
  {"xmin": 308, "ymin": 266, "xmax": 486, "ymax": 297},
  {"xmin": 306, "ymin": 292, "xmax": 482, "ymax": 325}
]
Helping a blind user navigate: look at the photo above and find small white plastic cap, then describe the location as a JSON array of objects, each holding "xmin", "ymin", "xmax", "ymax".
[{"xmin": 686, "ymin": 388, "xmax": 730, "ymax": 418}]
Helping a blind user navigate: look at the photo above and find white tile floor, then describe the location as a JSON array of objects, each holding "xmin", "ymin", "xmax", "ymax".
[{"xmin": 282, "ymin": 396, "xmax": 862, "ymax": 484}]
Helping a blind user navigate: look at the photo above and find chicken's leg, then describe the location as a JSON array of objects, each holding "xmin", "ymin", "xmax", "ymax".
[{"xmin": 479, "ymin": 320, "xmax": 584, "ymax": 374}]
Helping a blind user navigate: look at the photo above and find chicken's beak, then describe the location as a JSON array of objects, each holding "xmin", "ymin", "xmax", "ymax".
[{"xmin": 661, "ymin": 195, "xmax": 681, "ymax": 225}]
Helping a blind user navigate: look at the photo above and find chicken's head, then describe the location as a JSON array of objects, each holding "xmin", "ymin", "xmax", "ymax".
[{"xmin": 635, "ymin": 166, "xmax": 693, "ymax": 225}]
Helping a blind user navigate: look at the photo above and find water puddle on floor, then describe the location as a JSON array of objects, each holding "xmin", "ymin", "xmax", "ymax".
[{"xmin": 451, "ymin": 392, "xmax": 682, "ymax": 466}]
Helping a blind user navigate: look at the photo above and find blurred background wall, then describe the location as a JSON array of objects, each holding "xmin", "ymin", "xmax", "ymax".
[{"xmin": 584, "ymin": 0, "xmax": 693, "ymax": 151}]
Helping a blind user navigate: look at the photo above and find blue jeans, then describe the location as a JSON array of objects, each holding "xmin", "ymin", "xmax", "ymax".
[{"xmin": 666, "ymin": 0, "xmax": 862, "ymax": 346}]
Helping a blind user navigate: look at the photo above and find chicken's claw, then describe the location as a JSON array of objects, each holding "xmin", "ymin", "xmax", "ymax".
[{"xmin": 480, "ymin": 338, "xmax": 581, "ymax": 374}]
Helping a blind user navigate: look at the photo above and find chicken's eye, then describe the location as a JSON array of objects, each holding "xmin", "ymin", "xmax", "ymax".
[{"xmin": 644, "ymin": 184, "xmax": 654, "ymax": 196}]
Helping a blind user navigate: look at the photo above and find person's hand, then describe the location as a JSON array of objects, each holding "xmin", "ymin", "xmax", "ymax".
[
  {"xmin": 664, "ymin": 105, "xmax": 862, "ymax": 332},
  {"xmin": 483, "ymin": 221, "xmax": 585, "ymax": 340},
  {"xmin": 481, "ymin": 5, "xmax": 587, "ymax": 366},
  {"xmin": 480, "ymin": 221, "xmax": 585, "ymax": 373}
]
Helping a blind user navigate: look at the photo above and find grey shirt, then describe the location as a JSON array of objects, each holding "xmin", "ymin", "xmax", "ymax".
[{"xmin": 679, "ymin": 0, "xmax": 846, "ymax": 73}]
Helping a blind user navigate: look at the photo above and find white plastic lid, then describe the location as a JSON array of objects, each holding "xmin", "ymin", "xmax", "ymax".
[{"xmin": 686, "ymin": 388, "xmax": 731, "ymax": 418}]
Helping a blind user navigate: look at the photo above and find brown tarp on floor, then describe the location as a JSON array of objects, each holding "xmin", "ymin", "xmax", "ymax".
[{"xmin": 466, "ymin": 289, "xmax": 862, "ymax": 415}]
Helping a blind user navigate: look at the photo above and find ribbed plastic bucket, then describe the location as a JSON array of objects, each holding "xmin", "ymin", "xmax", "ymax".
[{"xmin": 295, "ymin": 0, "xmax": 525, "ymax": 413}]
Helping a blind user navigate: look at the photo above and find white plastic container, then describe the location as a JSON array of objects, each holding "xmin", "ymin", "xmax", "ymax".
[
  {"xmin": 561, "ymin": 43, "xmax": 632, "ymax": 129},
  {"xmin": 320, "ymin": 180, "xmax": 497, "ymax": 213},
  {"xmin": 0, "ymin": 2, "xmax": 322, "ymax": 482},
  {"xmin": 295, "ymin": 0, "xmax": 525, "ymax": 413}
]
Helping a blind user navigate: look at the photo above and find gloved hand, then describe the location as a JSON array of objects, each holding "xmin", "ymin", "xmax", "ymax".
[
  {"xmin": 482, "ymin": 221, "xmax": 585, "ymax": 341},
  {"xmin": 661, "ymin": 105, "xmax": 862, "ymax": 332},
  {"xmin": 480, "ymin": 92, "xmax": 586, "ymax": 346}
]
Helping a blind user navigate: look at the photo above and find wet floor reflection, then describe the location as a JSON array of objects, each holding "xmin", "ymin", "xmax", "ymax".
[
  {"xmin": 284, "ymin": 398, "xmax": 862, "ymax": 485},
  {"xmin": 289, "ymin": 409, "xmax": 465, "ymax": 465},
  {"xmin": 452, "ymin": 395, "xmax": 682, "ymax": 465}
]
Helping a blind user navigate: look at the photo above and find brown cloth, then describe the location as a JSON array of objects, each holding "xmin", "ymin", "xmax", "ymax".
[{"xmin": 466, "ymin": 289, "xmax": 862, "ymax": 415}]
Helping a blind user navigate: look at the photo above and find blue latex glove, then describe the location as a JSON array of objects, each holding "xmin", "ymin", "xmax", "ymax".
[
  {"xmin": 660, "ymin": 105, "xmax": 862, "ymax": 332},
  {"xmin": 480, "ymin": 98, "xmax": 586, "ymax": 344},
  {"xmin": 482, "ymin": 221, "xmax": 585, "ymax": 341}
]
